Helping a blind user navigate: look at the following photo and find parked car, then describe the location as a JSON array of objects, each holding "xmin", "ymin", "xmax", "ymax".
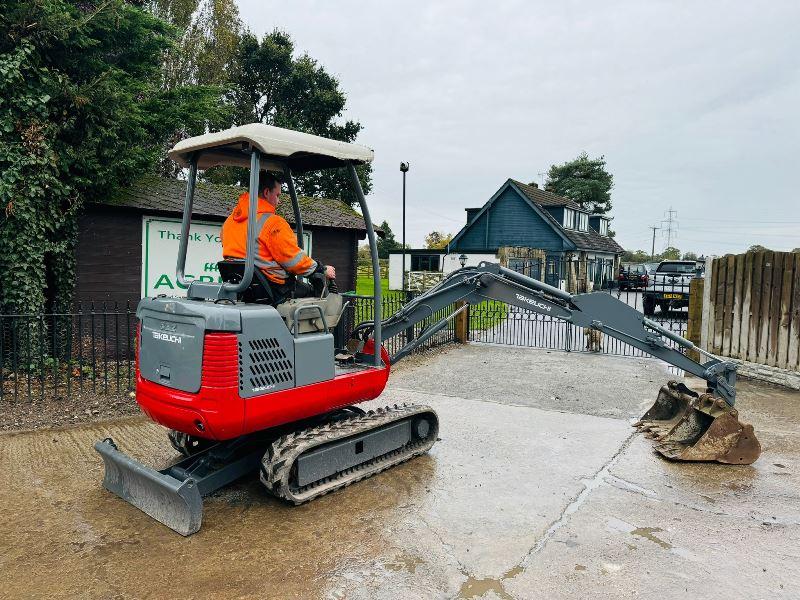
[
  {"xmin": 643, "ymin": 260, "xmax": 698, "ymax": 316},
  {"xmin": 617, "ymin": 263, "xmax": 648, "ymax": 290}
]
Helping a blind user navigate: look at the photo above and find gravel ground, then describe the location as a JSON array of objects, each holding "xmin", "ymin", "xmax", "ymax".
[{"xmin": 0, "ymin": 389, "xmax": 139, "ymax": 432}]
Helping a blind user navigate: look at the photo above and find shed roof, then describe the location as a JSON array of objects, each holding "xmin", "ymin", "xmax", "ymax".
[
  {"xmin": 99, "ymin": 175, "xmax": 376, "ymax": 232},
  {"xmin": 168, "ymin": 124, "xmax": 374, "ymax": 173}
]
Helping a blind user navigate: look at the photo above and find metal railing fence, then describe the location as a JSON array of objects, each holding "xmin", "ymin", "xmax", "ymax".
[
  {"xmin": 1, "ymin": 293, "xmax": 458, "ymax": 402},
  {"xmin": 0, "ymin": 302, "xmax": 137, "ymax": 402}
]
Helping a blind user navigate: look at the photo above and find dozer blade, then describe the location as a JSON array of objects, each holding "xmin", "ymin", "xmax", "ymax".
[
  {"xmin": 95, "ymin": 438, "xmax": 203, "ymax": 536},
  {"xmin": 634, "ymin": 382, "xmax": 761, "ymax": 465}
]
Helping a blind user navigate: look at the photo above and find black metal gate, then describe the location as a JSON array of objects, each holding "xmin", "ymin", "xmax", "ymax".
[{"xmin": 468, "ymin": 286, "xmax": 689, "ymax": 358}]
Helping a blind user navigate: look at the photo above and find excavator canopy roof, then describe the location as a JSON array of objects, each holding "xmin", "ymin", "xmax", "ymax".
[{"xmin": 168, "ymin": 124, "xmax": 374, "ymax": 173}]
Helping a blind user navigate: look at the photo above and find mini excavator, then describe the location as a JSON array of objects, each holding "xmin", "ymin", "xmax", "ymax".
[{"xmin": 95, "ymin": 125, "xmax": 761, "ymax": 535}]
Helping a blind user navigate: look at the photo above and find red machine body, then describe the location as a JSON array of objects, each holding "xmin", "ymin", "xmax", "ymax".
[{"xmin": 136, "ymin": 332, "xmax": 391, "ymax": 441}]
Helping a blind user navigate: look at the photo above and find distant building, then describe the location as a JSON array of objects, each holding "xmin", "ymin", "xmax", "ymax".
[
  {"xmin": 75, "ymin": 175, "xmax": 374, "ymax": 306},
  {"xmin": 389, "ymin": 179, "xmax": 623, "ymax": 291}
]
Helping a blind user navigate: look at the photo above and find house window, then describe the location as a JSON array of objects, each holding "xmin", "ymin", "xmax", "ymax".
[
  {"xmin": 563, "ymin": 209, "xmax": 575, "ymax": 229},
  {"xmin": 411, "ymin": 254, "xmax": 440, "ymax": 272},
  {"xmin": 577, "ymin": 212, "xmax": 588, "ymax": 231},
  {"xmin": 599, "ymin": 219, "xmax": 608, "ymax": 236}
]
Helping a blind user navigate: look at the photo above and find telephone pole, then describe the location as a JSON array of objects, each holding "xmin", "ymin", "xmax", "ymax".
[{"xmin": 649, "ymin": 226, "xmax": 660, "ymax": 260}]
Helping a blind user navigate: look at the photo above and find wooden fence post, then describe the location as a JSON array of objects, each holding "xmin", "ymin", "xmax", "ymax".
[
  {"xmin": 687, "ymin": 278, "xmax": 704, "ymax": 363},
  {"xmin": 700, "ymin": 255, "xmax": 714, "ymax": 351},
  {"xmin": 454, "ymin": 301, "xmax": 469, "ymax": 343}
]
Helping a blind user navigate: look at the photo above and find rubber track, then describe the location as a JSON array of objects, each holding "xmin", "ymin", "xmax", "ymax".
[{"xmin": 260, "ymin": 404, "xmax": 438, "ymax": 505}]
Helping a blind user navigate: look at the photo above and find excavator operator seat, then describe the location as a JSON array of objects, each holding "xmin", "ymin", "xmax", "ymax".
[
  {"xmin": 217, "ymin": 259, "xmax": 345, "ymax": 333},
  {"xmin": 277, "ymin": 294, "xmax": 344, "ymax": 334}
]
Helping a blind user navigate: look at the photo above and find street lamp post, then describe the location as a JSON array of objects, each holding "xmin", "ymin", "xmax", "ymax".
[{"xmin": 400, "ymin": 162, "xmax": 409, "ymax": 292}]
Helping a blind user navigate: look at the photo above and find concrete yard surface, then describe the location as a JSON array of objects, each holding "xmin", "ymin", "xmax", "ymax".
[{"xmin": 1, "ymin": 344, "xmax": 798, "ymax": 599}]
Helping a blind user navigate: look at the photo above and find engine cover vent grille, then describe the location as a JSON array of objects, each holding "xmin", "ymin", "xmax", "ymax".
[{"xmin": 238, "ymin": 336, "xmax": 295, "ymax": 397}]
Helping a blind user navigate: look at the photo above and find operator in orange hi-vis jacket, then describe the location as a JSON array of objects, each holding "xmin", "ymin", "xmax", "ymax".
[{"xmin": 221, "ymin": 171, "xmax": 336, "ymax": 301}]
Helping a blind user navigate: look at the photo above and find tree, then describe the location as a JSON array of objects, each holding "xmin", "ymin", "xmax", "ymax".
[
  {"xmin": 145, "ymin": 0, "xmax": 240, "ymax": 176},
  {"xmin": 661, "ymin": 247, "xmax": 681, "ymax": 260},
  {"xmin": 376, "ymin": 220, "xmax": 401, "ymax": 259},
  {"xmin": 545, "ymin": 152, "xmax": 614, "ymax": 214},
  {"xmin": 0, "ymin": 0, "xmax": 222, "ymax": 314},
  {"xmin": 147, "ymin": 0, "xmax": 242, "ymax": 89},
  {"xmin": 424, "ymin": 231, "xmax": 453, "ymax": 249},
  {"xmin": 747, "ymin": 244, "xmax": 771, "ymax": 253},
  {"xmin": 621, "ymin": 250, "xmax": 651, "ymax": 263},
  {"xmin": 682, "ymin": 251, "xmax": 698, "ymax": 261},
  {"xmin": 792, "ymin": 248, "xmax": 800, "ymax": 253},
  {"xmin": 211, "ymin": 30, "xmax": 372, "ymax": 206}
]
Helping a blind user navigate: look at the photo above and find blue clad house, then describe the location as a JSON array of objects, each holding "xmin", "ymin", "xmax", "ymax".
[{"xmin": 448, "ymin": 179, "xmax": 624, "ymax": 288}]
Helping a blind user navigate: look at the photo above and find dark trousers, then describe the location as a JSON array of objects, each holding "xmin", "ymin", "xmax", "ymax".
[{"xmin": 270, "ymin": 278, "xmax": 314, "ymax": 304}]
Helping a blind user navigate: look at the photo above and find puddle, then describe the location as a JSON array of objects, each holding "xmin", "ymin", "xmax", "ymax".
[
  {"xmin": 458, "ymin": 576, "xmax": 513, "ymax": 600},
  {"xmin": 630, "ymin": 527, "xmax": 672, "ymax": 549},
  {"xmin": 384, "ymin": 553, "xmax": 424, "ymax": 574}
]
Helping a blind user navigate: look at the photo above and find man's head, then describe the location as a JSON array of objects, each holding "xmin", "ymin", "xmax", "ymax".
[{"xmin": 259, "ymin": 171, "xmax": 283, "ymax": 207}]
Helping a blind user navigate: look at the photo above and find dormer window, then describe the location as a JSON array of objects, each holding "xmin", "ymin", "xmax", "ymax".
[
  {"xmin": 563, "ymin": 208, "xmax": 575, "ymax": 229},
  {"xmin": 577, "ymin": 212, "xmax": 588, "ymax": 232},
  {"xmin": 599, "ymin": 218, "xmax": 608, "ymax": 236}
]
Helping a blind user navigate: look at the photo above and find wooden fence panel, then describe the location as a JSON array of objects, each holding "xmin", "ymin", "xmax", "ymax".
[
  {"xmin": 777, "ymin": 256, "xmax": 794, "ymax": 369},
  {"xmin": 747, "ymin": 252, "xmax": 764, "ymax": 363},
  {"xmin": 722, "ymin": 254, "xmax": 736, "ymax": 357},
  {"xmin": 707, "ymin": 250, "xmax": 799, "ymax": 372},
  {"xmin": 789, "ymin": 253, "xmax": 800, "ymax": 370},
  {"xmin": 713, "ymin": 257, "xmax": 726, "ymax": 354},
  {"xmin": 737, "ymin": 252, "xmax": 754, "ymax": 361},
  {"xmin": 767, "ymin": 252, "xmax": 784, "ymax": 367},
  {"xmin": 757, "ymin": 251, "xmax": 774, "ymax": 362}
]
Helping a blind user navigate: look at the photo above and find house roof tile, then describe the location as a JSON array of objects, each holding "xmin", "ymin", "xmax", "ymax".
[
  {"xmin": 99, "ymin": 174, "xmax": 375, "ymax": 232},
  {"xmin": 509, "ymin": 180, "xmax": 623, "ymax": 254}
]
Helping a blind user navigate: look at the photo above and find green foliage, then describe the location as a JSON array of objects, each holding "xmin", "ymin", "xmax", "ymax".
[
  {"xmin": 747, "ymin": 244, "xmax": 771, "ymax": 253},
  {"xmin": 661, "ymin": 246, "xmax": 681, "ymax": 260},
  {"xmin": 424, "ymin": 231, "xmax": 453, "ymax": 249},
  {"xmin": 376, "ymin": 220, "xmax": 402, "ymax": 259},
  {"xmin": 0, "ymin": 0, "xmax": 222, "ymax": 314},
  {"xmin": 621, "ymin": 247, "xmax": 699, "ymax": 263},
  {"xmin": 208, "ymin": 29, "xmax": 372, "ymax": 207},
  {"xmin": 545, "ymin": 152, "xmax": 614, "ymax": 214},
  {"xmin": 620, "ymin": 249, "xmax": 652, "ymax": 263}
]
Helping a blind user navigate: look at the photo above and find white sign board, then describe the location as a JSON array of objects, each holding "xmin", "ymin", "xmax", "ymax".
[
  {"xmin": 141, "ymin": 216, "xmax": 312, "ymax": 298},
  {"xmin": 141, "ymin": 216, "xmax": 224, "ymax": 297}
]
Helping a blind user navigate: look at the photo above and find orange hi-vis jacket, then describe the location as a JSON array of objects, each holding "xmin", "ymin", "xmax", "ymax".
[{"xmin": 221, "ymin": 192, "xmax": 318, "ymax": 284}]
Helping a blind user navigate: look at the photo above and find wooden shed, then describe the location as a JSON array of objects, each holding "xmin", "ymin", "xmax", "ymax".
[{"xmin": 74, "ymin": 175, "xmax": 373, "ymax": 307}]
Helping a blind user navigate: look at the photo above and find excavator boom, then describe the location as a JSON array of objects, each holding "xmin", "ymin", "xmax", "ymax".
[{"xmin": 354, "ymin": 262, "xmax": 760, "ymax": 464}]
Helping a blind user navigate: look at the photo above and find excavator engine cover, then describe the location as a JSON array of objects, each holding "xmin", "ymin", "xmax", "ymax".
[{"xmin": 634, "ymin": 382, "xmax": 761, "ymax": 465}]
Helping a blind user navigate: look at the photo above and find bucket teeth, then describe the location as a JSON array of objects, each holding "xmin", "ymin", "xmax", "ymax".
[{"xmin": 634, "ymin": 383, "xmax": 761, "ymax": 465}]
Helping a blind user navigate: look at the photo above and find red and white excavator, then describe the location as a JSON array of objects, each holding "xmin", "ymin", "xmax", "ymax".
[{"xmin": 95, "ymin": 125, "xmax": 761, "ymax": 535}]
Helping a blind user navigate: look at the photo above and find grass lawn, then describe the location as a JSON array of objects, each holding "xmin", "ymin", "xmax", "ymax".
[
  {"xmin": 353, "ymin": 274, "xmax": 506, "ymax": 331},
  {"xmin": 354, "ymin": 274, "xmax": 390, "ymax": 296}
]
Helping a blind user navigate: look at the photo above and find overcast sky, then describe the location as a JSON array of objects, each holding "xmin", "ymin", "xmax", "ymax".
[{"xmin": 237, "ymin": 0, "xmax": 799, "ymax": 256}]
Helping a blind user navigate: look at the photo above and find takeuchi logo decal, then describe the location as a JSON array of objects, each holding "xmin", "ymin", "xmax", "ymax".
[
  {"xmin": 515, "ymin": 293, "xmax": 552, "ymax": 312},
  {"xmin": 153, "ymin": 331, "xmax": 182, "ymax": 344}
]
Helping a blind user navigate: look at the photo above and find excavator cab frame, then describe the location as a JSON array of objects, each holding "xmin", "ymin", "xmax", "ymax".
[{"xmin": 168, "ymin": 126, "xmax": 384, "ymax": 367}]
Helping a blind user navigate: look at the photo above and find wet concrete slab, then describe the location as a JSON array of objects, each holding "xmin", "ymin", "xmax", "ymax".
[{"xmin": 1, "ymin": 345, "xmax": 798, "ymax": 599}]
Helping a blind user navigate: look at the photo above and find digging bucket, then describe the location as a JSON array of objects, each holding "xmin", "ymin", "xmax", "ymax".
[
  {"xmin": 634, "ymin": 382, "xmax": 761, "ymax": 465},
  {"xmin": 95, "ymin": 438, "xmax": 203, "ymax": 536}
]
